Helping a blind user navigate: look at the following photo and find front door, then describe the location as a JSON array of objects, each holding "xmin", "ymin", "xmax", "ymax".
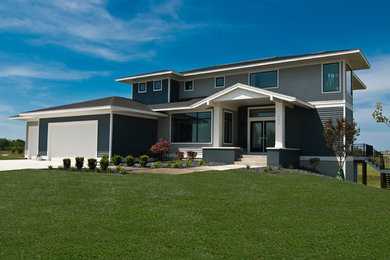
[{"xmin": 250, "ymin": 121, "xmax": 275, "ymax": 153}]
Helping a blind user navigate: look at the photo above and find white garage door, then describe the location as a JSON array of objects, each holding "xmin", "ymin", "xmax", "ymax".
[
  {"xmin": 48, "ymin": 120, "xmax": 98, "ymax": 160},
  {"xmin": 27, "ymin": 126, "xmax": 38, "ymax": 159}
]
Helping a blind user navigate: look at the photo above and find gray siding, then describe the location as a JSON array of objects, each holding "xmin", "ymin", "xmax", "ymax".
[
  {"xmin": 179, "ymin": 77, "xmax": 218, "ymax": 100},
  {"xmin": 38, "ymin": 114, "xmax": 110, "ymax": 157},
  {"xmin": 346, "ymin": 108, "xmax": 353, "ymax": 121},
  {"xmin": 225, "ymin": 73, "xmax": 248, "ymax": 87},
  {"xmin": 132, "ymin": 79, "xmax": 169, "ymax": 104},
  {"xmin": 346, "ymin": 93, "xmax": 353, "ymax": 105},
  {"xmin": 157, "ymin": 115, "xmax": 170, "ymax": 140},
  {"xmin": 112, "ymin": 114, "xmax": 157, "ymax": 157},
  {"xmin": 300, "ymin": 159, "xmax": 340, "ymax": 178},
  {"xmin": 170, "ymin": 79, "xmax": 180, "ymax": 102}
]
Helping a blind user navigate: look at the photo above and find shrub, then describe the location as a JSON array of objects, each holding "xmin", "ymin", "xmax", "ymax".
[
  {"xmin": 58, "ymin": 166, "xmax": 63, "ymax": 170},
  {"xmin": 176, "ymin": 151, "xmax": 184, "ymax": 160},
  {"xmin": 17, "ymin": 146, "xmax": 24, "ymax": 154},
  {"xmin": 70, "ymin": 167, "xmax": 76, "ymax": 171},
  {"xmin": 184, "ymin": 159, "xmax": 193, "ymax": 167},
  {"xmin": 11, "ymin": 146, "xmax": 16, "ymax": 154},
  {"xmin": 102, "ymin": 155, "xmax": 109, "ymax": 160},
  {"xmin": 165, "ymin": 161, "xmax": 172, "ymax": 168},
  {"xmin": 288, "ymin": 164, "xmax": 294, "ymax": 169},
  {"xmin": 120, "ymin": 168, "xmax": 126, "ymax": 174},
  {"xmin": 107, "ymin": 167, "xmax": 113, "ymax": 173},
  {"xmin": 125, "ymin": 155, "xmax": 135, "ymax": 166},
  {"xmin": 268, "ymin": 166, "xmax": 273, "ymax": 172},
  {"xmin": 87, "ymin": 158, "xmax": 97, "ymax": 170},
  {"xmin": 152, "ymin": 161, "xmax": 162, "ymax": 168},
  {"xmin": 116, "ymin": 166, "xmax": 122, "ymax": 172},
  {"xmin": 99, "ymin": 157, "xmax": 109, "ymax": 171},
  {"xmin": 48, "ymin": 165, "xmax": 53, "ymax": 170},
  {"xmin": 198, "ymin": 159, "xmax": 208, "ymax": 166},
  {"xmin": 63, "ymin": 158, "xmax": 71, "ymax": 169},
  {"xmin": 150, "ymin": 139, "xmax": 171, "ymax": 160},
  {"xmin": 112, "ymin": 155, "xmax": 123, "ymax": 166},
  {"xmin": 82, "ymin": 168, "xmax": 88, "ymax": 172},
  {"xmin": 186, "ymin": 151, "xmax": 197, "ymax": 159},
  {"xmin": 75, "ymin": 157, "xmax": 84, "ymax": 170},
  {"xmin": 263, "ymin": 167, "xmax": 269, "ymax": 172},
  {"xmin": 172, "ymin": 160, "xmax": 182, "ymax": 168},
  {"xmin": 139, "ymin": 155, "xmax": 149, "ymax": 167},
  {"xmin": 278, "ymin": 165, "xmax": 283, "ymax": 170},
  {"xmin": 309, "ymin": 157, "xmax": 320, "ymax": 171},
  {"xmin": 246, "ymin": 164, "xmax": 251, "ymax": 170},
  {"xmin": 95, "ymin": 167, "xmax": 101, "ymax": 173}
]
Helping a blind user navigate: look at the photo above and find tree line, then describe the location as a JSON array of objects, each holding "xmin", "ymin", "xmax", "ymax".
[{"xmin": 0, "ymin": 138, "xmax": 25, "ymax": 154}]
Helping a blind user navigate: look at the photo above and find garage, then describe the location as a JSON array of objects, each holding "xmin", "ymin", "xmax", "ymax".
[{"xmin": 47, "ymin": 120, "xmax": 98, "ymax": 160}]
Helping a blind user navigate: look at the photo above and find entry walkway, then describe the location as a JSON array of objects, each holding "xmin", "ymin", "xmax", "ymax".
[{"xmin": 0, "ymin": 159, "xmax": 62, "ymax": 171}]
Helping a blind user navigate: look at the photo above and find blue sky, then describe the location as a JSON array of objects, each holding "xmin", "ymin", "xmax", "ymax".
[{"xmin": 0, "ymin": 0, "xmax": 389, "ymax": 150}]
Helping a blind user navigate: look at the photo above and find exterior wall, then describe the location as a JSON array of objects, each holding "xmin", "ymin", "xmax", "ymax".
[
  {"xmin": 25, "ymin": 121, "xmax": 39, "ymax": 157},
  {"xmin": 132, "ymin": 79, "xmax": 169, "ymax": 104},
  {"xmin": 225, "ymin": 73, "xmax": 248, "ymax": 87},
  {"xmin": 346, "ymin": 93, "xmax": 353, "ymax": 105},
  {"xmin": 157, "ymin": 115, "xmax": 170, "ymax": 140},
  {"xmin": 203, "ymin": 148, "xmax": 240, "ymax": 164},
  {"xmin": 346, "ymin": 108, "xmax": 353, "ymax": 121},
  {"xmin": 237, "ymin": 106, "xmax": 248, "ymax": 151},
  {"xmin": 170, "ymin": 79, "xmax": 180, "ymax": 102},
  {"xmin": 179, "ymin": 77, "xmax": 216, "ymax": 100},
  {"xmin": 112, "ymin": 114, "xmax": 157, "ymax": 157},
  {"xmin": 300, "ymin": 158, "xmax": 340, "ymax": 178},
  {"xmin": 38, "ymin": 114, "xmax": 110, "ymax": 157}
]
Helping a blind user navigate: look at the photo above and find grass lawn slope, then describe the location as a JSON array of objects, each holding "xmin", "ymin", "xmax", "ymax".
[{"xmin": 1, "ymin": 169, "xmax": 389, "ymax": 259}]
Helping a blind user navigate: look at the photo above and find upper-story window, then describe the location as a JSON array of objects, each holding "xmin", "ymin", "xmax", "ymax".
[
  {"xmin": 323, "ymin": 63, "xmax": 340, "ymax": 92},
  {"xmin": 215, "ymin": 77, "xmax": 225, "ymax": 88},
  {"xmin": 346, "ymin": 65, "xmax": 352, "ymax": 95},
  {"xmin": 250, "ymin": 70, "xmax": 278, "ymax": 88},
  {"xmin": 138, "ymin": 82, "xmax": 146, "ymax": 93},
  {"xmin": 185, "ymin": 81, "xmax": 193, "ymax": 91},
  {"xmin": 154, "ymin": 80, "xmax": 162, "ymax": 91}
]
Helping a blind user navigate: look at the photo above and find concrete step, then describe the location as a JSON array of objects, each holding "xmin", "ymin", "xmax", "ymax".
[{"xmin": 235, "ymin": 154, "xmax": 267, "ymax": 166}]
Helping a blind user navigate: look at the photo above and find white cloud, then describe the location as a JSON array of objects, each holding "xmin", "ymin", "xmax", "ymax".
[{"xmin": 0, "ymin": 0, "xmax": 197, "ymax": 61}]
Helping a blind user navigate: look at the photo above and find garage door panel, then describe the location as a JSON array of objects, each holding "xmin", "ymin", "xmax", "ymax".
[{"xmin": 48, "ymin": 121, "xmax": 98, "ymax": 159}]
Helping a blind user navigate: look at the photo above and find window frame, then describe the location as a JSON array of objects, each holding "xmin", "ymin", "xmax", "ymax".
[
  {"xmin": 184, "ymin": 80, "xmax": 194, "ymax": 92},
  {"xmin": 153, "ymin": 80, "xmax": 162, "ymax": 92},
  {"xmin": 248, "ymin": 69, "xmax": 279, "ymax": 89},
  {"xmin": 170, "ymin": 110, "xmax": 213, "ymax": 144},
  {"xmin": 138, "ymin": 82, "xmax": 147, "ymax": 93},
  {"xmin": 223, "ymin": 111, "xmax": 233, "ymax": 145},
  {"xmin": 321, "ymin": 62, "xmax": 341, "ymax": 94},
  {"xmin": 215, "ymin": 76, "xmax": 225, "ymax": 89}
]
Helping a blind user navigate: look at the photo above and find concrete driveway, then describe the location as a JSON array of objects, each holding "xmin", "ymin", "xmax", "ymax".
[{"xmin": 0, "ymin": 159, "xmax": 63, "ymax": 171}]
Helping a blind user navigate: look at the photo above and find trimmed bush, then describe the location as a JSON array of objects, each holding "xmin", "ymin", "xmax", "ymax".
[
  {"xmin": 70, "ymin": 167, "xmax": 76, "ymax": 171},
  {"xmin": 152, "ymin": 161, "xmax": 162, "ymax": 168},
  {"xmin": 63, "ymin": 158, "xmax": 71, "ymax": 169},
  {"xmin": 116, "ymin": 166, "xmax": 122, "ymax": 172},
  {"xmin": 184, "ymin": 159, "xmax": 193, "ymax": 167},
  {"xmin": 186, "ymin": 151, "xmax": 197, "ymax": 159},
  {"xmin": 165, "ymin": 161, "xmax": 172, "ymax": 168},
  {"xmin": 87, "ymin": 158, "xmax": 97, "ymax": 170},
  {"xmin": 48, "ymin": 165, "xmax": 53, "ymax": 170},
  {"xmin": 75, "ymin": 157, "xmax": 84, "ymax": 170},
  {"xmin": 120, "ymin": 168, "xmax": 126, "ymax": 174},
  {"xmin": 112, "ymin": 155, "xmax": 123, "ymax": 166},
  {"xmin": 246, "ymin": 164, "xmax": 250, "ymax": 170},
  {"xmin": 172, "ymin": 160, "xmax": 182, "ymax": 168},
  {"xmin": 176, "ymin": 151, "xmax": 184, "ymax": 160},
  {"xmin": 99, "ymin": 157, "xmax": 109, "ymax": 171},
  {"xmin": 139, "ymin": 155, "xmax": 149, "ymax": 167},
  {"xmin": 198, "ymin": 159, "xmax": 208, "ymax": 166},
  {"xmin": 150, "ymin": 139, "xmax": 171, "ymax": 160},
  {"xmin": 125, "ymin": 155, "xmax": 135, "ymax": 166},
  {"xmin": 102, "ymin": 155, "xmax": 109, "ymax": 160}
]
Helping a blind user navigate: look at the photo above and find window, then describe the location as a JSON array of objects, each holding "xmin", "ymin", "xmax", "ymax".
[
  {"xmin": 346, "ymin": 65, "xmax": 352, "ymax": 95},
  {"xmin": 184, "ymin": 81, "xmax": 193, "ymax": 91},
  {"xmin": 138, "ymin": 82, "xmax": 146, "ymax": 93},
  {"xmin": 224, "ymin": 112, "xmax": 233, "ymax": 144},
  {"xmin": 249, "ymin": 108, "xmax": 275, "ymax": 118},
  {"xmin": 154, "ymin": 80, "xmax": 162, "ymax": 91},
  {"xmin": 323, "ymin": 63, "xmax": 340, "ymax": 92},
  {"xmin": 171, "ymin": 112, "xmax": 211, "ymax": 142},
  {"xmin": 250, "ymin": 70, "xmax": 277, "ymax": 88},
  {"xmin": 215, "ymin": 77, "xmax": 225, "ymax": 88}
]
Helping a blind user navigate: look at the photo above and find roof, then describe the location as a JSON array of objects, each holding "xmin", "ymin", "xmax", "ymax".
[
  {"xmin": 148, "ymin": 97, "xmax": 205, "ymax": 110},
  {"xmin": 116, "ymin": 49, "xmax": 370, "ymax": 82}
]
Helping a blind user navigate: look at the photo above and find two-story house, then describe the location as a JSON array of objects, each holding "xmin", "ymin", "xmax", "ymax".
[{"xmin": 11, "ymin": 49, "xmax": 370, "ymax": 180}]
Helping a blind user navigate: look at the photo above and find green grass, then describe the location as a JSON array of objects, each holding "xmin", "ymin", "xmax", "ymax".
[
  {"xmin": 357, "ymin": 164, "xmax": 381, "ymax": 188},
  {"xmin": 0, "ymin": 151, "xmax": 25, "ymax": 160},
  {"xmin": 1, "ymin": 170, "xmax": 390, "ymax": 259}
]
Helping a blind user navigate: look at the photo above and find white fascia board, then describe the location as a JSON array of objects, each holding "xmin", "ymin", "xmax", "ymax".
[
  {"xmin": 110, "ymin": 105, "xmax": 167, "ymax": 117},
  {"xmin": 309, "ymin": 100, "xmax": 353, "ymax": 110},
  {"xmin": 115, "ymin": 71, "xmax": 182, "ymax": 82},
  {"xmin": 19, "ymin": 106, "xmax": 112, "ymax": 117},
  {"xmin": 352, "ymin": 72, "xmax": 367, "ymax": 90},
  {"xmin": 182, "ymin": 50, "xmax": 366, "ymax": 76}
]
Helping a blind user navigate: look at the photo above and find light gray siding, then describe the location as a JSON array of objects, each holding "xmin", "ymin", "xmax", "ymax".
[
  {"xmin": 225, "ymin": 73, "xmax": 248, "ymax": 87},
  {"xmin": 179, "ymin": 77, "xmax": 217, "ymax": 99},
  {"xmin": 317, "ymin": 107, "xmax": 343, "ymax": 125},
  {"xmin": 346, "ymin": 93, "xmax": 353, "ymax": 105}
]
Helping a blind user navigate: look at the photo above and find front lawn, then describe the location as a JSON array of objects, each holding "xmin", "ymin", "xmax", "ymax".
[{"xmin": 0, "ymin": 170, "xmax": 389, "ymax": 258}]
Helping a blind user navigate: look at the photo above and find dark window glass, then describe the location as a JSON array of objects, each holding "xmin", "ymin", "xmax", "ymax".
[
  {"xmin": 139, "ymin": 82, "xmax": 146, "ymax": 92},
  {"xmin": 323, "ymin": 63, "xmax": 339, "ymax": 92},
  {"xmin": 250, "ymin": 71, "xmax": 277, "ymax": 88},
  {"xmin": 249, "ymin": 108, "xmax": 275, "ymax": 118},
  {"xmin": 171, "ymin": 112, "xmax": 211, "ymax": 142},
  {"xmin": 185, "ymin": 81, "xmax": 193, "ymax": 91},
  {"xmin": 224, "ymin": 112, "xmax": 233, "ymax": 143},
  {"xmin": 216, "ymin": 77, "xmax": 224, "ymax": 88},
  {"xmin": 154, "ymin": 81, "xmax": 161, "ymax": 90}
]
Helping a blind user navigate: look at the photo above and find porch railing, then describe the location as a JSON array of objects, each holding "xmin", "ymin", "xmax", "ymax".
[{"xmin": 352, "ymin": 143, "xmax": 390, "ymax": 170}]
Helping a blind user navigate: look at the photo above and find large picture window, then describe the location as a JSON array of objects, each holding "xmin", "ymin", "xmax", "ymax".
[
  {"xmin": 323, "ymin": 63, "xmax": 339, "ymax": 92},
  {"xmin": 224, "ymin": 112, "xmax": 233, "ymax": 144},
  {"xmin": 250, "ymin": 70, "xmax": 277, "ymax": 88},
  {"xmin": 171, "ymin": 112, "xmax": 211, "ymax": 142}
]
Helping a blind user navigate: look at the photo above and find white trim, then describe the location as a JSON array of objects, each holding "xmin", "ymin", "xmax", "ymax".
[
  {"xmin": 309, "ymin": 100, "xmax": 353, "ymax": 110},
  {"xmin": 214, "ymin": 76, "xmax": 225, "ymax": 89},
  {"xmin": 248, "ymin": 69, "xmax": 279, "ymax": 90},
  {"xmin": 109, "ymin": 112, "xmax": 113, "ymax": 160},
  {"xmin": 167, "ymin": 78, "xmax": 171, "ymax": 103},
  {"xmin": 138, "ymin": 82, "xmax": 147, "ymax": 93},
  {"xmin": 223, "ymin": 110, "xmax": 233, "ymax": 145},
  {"xmin": 321, "ymin": 62, "xmax": 342, "ymax": 94},
  {"xmin": 116, "ymin": 70, "xmax": 182, "ymax": 81},
  {"xmin": 247, "ymin": 107, "xmax": 276, "ymax": 153},
  {"xmin": 184, "ymin": 80, "xmax": 194, "ymax": 92},
  {"xmin": 27, "ymin": 125, "xmax": 39, "ymax": 159},
  {"xmin": 153, "ymin": 80, "xmax": 162, "ymax": 92}
]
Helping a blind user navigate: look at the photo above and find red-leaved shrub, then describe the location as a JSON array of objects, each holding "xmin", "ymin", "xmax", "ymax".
[
  {"xmin": 150, "ymin": 139, "xmax": 171, "ymax": 160},
  {"xmin": 187, "ymin": 151, "xmax": 197, "ymax": 159}
]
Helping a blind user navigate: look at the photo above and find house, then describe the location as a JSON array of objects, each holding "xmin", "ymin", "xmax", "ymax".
[{"xmin": 10, "ymin": 49, "xmax": 370, "ymax": 180}]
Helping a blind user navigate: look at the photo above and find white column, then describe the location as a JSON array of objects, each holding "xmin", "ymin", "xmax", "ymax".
[
  {"xmin": 213, "ymin": 104, "xmax": 223, "ymax": 147},
  {"xmin": 275, "ymin": 100, "xmax": 285, "ymax": 148}
]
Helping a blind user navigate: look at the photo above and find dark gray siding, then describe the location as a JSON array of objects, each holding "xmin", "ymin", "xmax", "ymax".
[
  {"xmin": 346, "ymin": 107, "xmax": 353, "ymax": 121},
  {"xmin": 237, "ymin": 106, "xmax": 248, "ymax": 151},
  {"xmin": 170, "ymin": 79, "xmax": 180, "ymax": 102},
  {"xmin": 300, "ymin": 159, "xmax": 340, "ymax": 178},
  {"xmin": 38, "ymin": 114, "xmax": 110, "ymax": 157},
  {"xmin": 346, "ymin": 93, "xmax": 353, "ymax": 105},
  {"xmin": 132, "ymin": 79, "xmax": 169, "ymax": 104},
  {"xmin": 112, "ymin": 114, "xmax": 157, "ymax": 157},
  {"xmin": 157, "ymin": 115, "xmax": 170, "ymax": 140}
]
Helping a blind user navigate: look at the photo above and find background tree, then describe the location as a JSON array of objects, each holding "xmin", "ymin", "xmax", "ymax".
[
  {"xmin": 372, "ymin": 102, "xmax": 390, "ymax": 128},
  {"xmin": 323, "ymin": 118, "xmax": 360, "ymax": 180}
]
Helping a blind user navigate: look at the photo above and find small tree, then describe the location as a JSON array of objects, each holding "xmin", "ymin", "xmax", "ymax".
[
  {"xmin": 372, "ymin": 102, "xmax": 390, "ymax": 129},
  {"xmin": 150, "ymin": 139, "xmax": 171, "ymax": 160},
  {"xmin": 323, "ymin": 118, "xmax": 360, "ymax": 180}
]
